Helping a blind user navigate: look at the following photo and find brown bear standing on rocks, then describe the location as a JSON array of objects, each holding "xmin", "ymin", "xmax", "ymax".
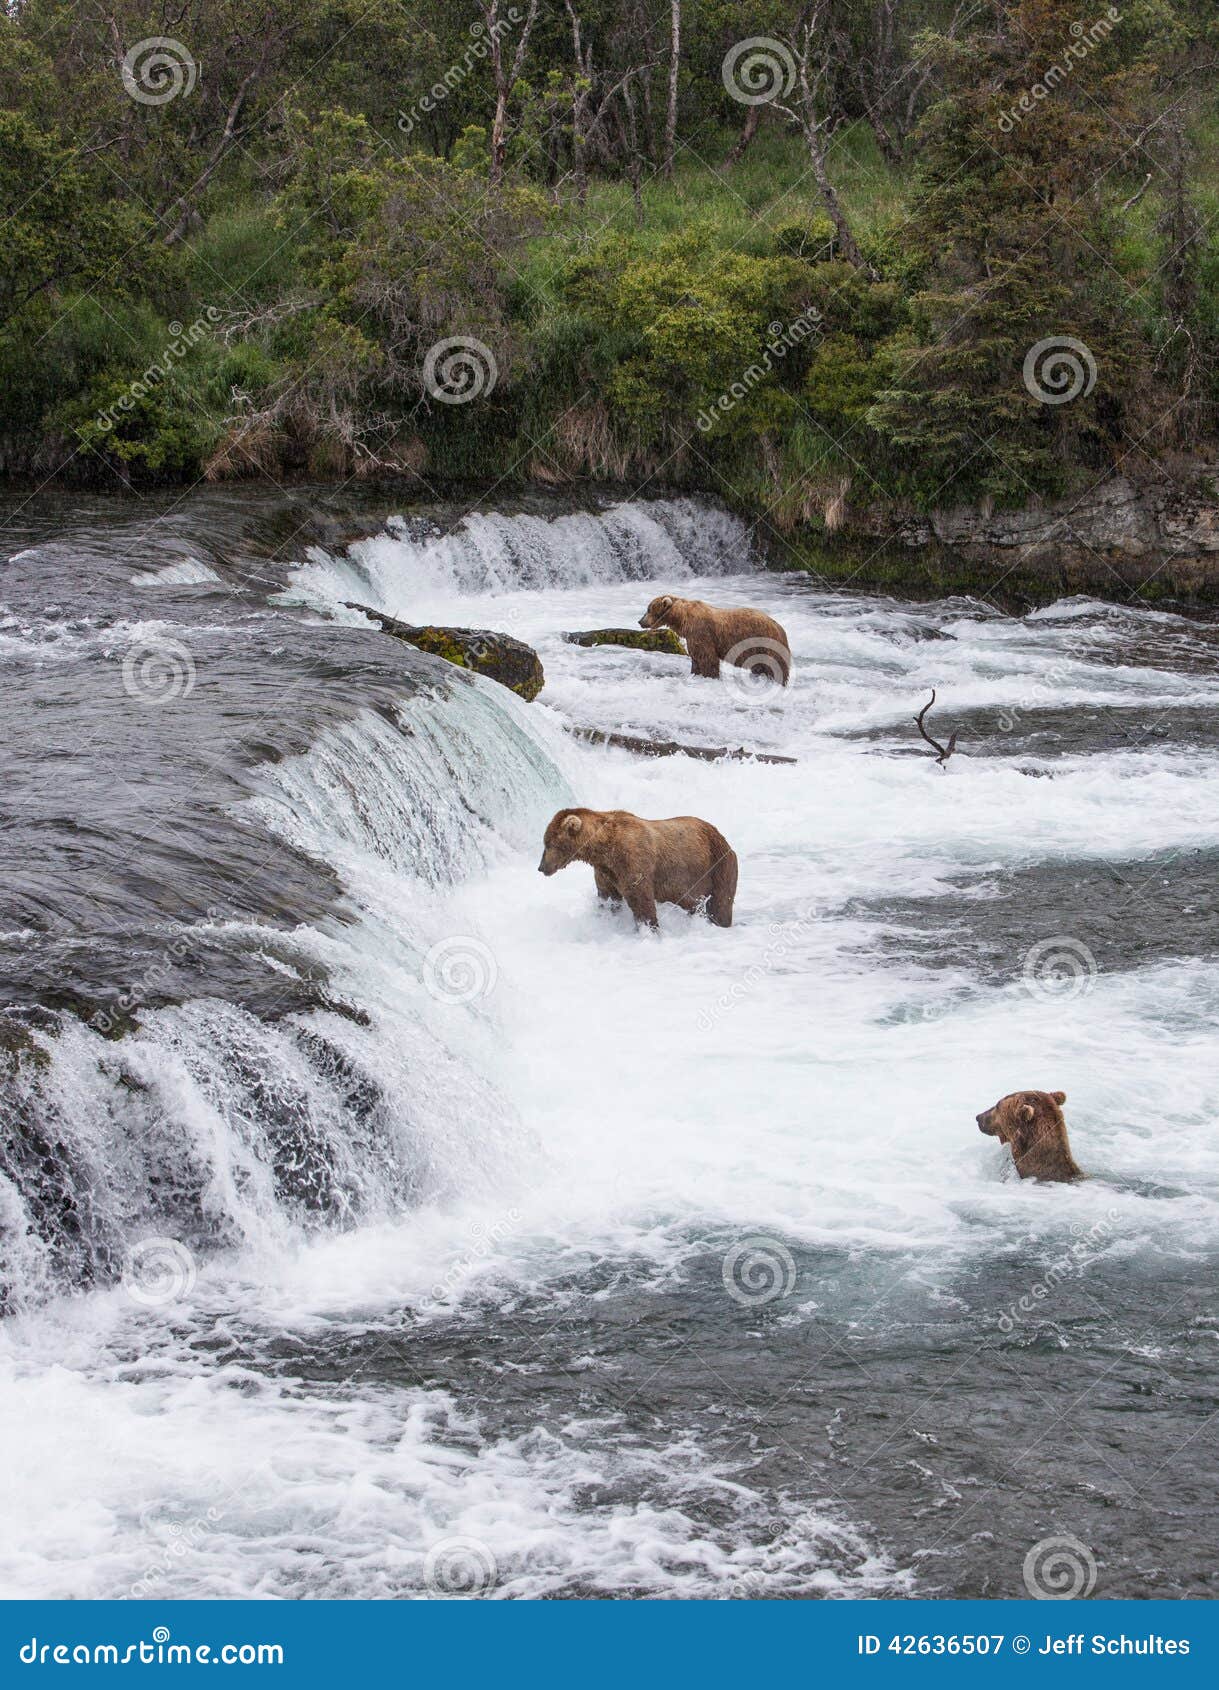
[
  {"xmin": 538, "ymin": 807, "xmax": 738, "ymax": 929},
  {"xmin": 638, "ymin": 595, "xmax": 791, "ymax": 686},
  {"xmin": 976, "ymin": 1090, "xmax": 1082, "ymax": 1182}
]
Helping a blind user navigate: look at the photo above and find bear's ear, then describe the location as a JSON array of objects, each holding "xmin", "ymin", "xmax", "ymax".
[
  {"xmin": 657, "ymin": 594, "xmax": 673, "ymax": 611},
  {"xmin": 1019, "ymin": 1102, "xmax": 1036, "ymax": 1122},
  {"xmin": 562, "ymin": 813, "xmax": 583, "ymax": 836},
  {"xmin": 1051, "ymin": 1090, "xmax": 1067, "ymax": 1106}
]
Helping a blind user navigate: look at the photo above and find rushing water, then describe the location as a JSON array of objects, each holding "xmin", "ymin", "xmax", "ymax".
[{"xmin": 2, "ymin": 486, "xmax": 1218, "ymax": 1600}]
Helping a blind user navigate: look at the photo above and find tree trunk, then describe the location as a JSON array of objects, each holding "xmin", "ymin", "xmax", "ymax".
[
  {"xmin": 725, "ymin": 104, "xmax": 760, "ymax": 166},
  {"xmin": 664, "ymin": 0, "xmax": 680, "ymax": 176},
  {"xmin": 490, "ymin": 91, "xmax": 509, "ymax": 186},
  {"xmin": 803, "ymin": 127, "xmax": 874, "ymax": 276}
]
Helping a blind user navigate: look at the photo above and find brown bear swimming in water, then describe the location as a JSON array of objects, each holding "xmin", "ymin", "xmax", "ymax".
[
  {"xmin": 976, "ymin": 1090, "xmax": 1082, "ymax": 1182},
  {"xmin": 638, "ymin": 595, "xmax": 791, "ymax": 686},
  {"xmin": 538, "ymin": 807, "xmax": 738, "ymax": 929}
]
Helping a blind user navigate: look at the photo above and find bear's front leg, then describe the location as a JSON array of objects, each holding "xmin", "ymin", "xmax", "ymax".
[
  {"xmin": 624, "ymin": 886, "xmax": 659, "ymax": 929},
  {"xmin": 685, "ymin": 631, "xmax": 721, "ymax": 680},
  {"xmin": 594, "ymin": 868, "xmax": 621, "ymax": 904}
]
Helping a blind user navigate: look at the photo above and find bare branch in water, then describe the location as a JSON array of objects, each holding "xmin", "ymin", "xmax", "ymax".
[{"xmin": 914, "ymin": 689, "xmax": 957, "ymax": 766}]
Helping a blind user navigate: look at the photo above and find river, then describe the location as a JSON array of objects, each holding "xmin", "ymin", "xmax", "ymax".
[{"xmin": 1, "ymin": 485, "xmax": 1217, "ymax": 1599}]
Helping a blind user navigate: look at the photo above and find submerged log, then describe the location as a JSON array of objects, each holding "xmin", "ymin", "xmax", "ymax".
[
  {"xmin": 569, "ymin": 726, "xmax": 796, "ymax": 765},
  {"xmin": 345, "ymin": 602, "xmax": 544, "ymax": 701},
  {"xmin": 563, "ymin": 627, "xmax": 686, "ymax": 656}
]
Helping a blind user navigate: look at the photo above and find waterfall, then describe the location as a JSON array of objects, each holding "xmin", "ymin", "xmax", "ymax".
[
  {"xmin": 0, "ymin": 673, "xmax": 570, "ymax": 1314},
  {"xmin": 0, "ymin": 492, "xmax": 757, "ymax": 1314},
  {"xmin": 283, "ymin": 496, "xmax": 757, "ymax": 616}
]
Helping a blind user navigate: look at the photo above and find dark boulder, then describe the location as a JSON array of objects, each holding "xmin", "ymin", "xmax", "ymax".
[{"xmin": 346, "ymin": 603, "xmax": 544, "ymax": 701}]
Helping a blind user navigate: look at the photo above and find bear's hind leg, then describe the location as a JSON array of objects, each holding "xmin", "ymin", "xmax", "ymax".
[{"xmin": 708, "ymin": 847, "xmax": 738, "ymax": 928}]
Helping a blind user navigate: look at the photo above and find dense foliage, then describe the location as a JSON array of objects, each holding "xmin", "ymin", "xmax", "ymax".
[{"xmin": 1, "ymin": 0, "xmax": 1217, "ymax": 521}]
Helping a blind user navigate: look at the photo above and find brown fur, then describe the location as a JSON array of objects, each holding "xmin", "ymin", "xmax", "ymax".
[
  {"xmin": 639, "ymin": 595, "xmax": 791, "ymax": 686},
  {"xmin": 538, "ymin": 807, "xmax": 738, "ymax": 929},
  {"xmin": 976, "ymin": 1090, "xmax": 1082, "ymax": 1182}
]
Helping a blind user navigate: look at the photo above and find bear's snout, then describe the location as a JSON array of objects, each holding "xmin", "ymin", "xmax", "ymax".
[
  {"xmin": 538, "ymin": 855, "xmax": 553, "ymax": 875},
  {"xmin": 638, "ymin": 615, "xmax": 651, "ymax": 629},
  {"xmin": 977, "ymin": 1110, "xmax": 996, "ymax": 1135}
]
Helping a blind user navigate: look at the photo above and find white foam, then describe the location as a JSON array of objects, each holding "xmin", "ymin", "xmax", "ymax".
[{"xmin": 6, "ymin": 504, "xmax": 1219, "ymax": 1598}]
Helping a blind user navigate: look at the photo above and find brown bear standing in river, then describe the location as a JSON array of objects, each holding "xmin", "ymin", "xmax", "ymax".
[
  {"xmin": 976, "ymin": 1090, "xmax": 1082, "ymax": 1182},
  {"xmin": 538, "ymin": 808, "xmax": 738, "ymax": 929},
  {"xmin": 638, "ymin": 595, "xmax": 791, "ymax": 686}
]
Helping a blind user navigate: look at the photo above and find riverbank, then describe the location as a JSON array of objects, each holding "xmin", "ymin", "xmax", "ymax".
[{"xmin": 10, "ymin": 462, "xmax": 1219, "ymax": 616}]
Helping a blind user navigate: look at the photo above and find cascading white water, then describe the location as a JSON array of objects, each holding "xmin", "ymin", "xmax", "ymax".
[
  {"xmin": 284, "ymin": 496, "xmax": 752, "ymax": 621},
  {"xmin": 0, "ymin": 669, "xmax": 573, "ymax": 1317},
  {"xmin": 5, "ymin": 492, "xmax": 1219, "ymax": 1601}
]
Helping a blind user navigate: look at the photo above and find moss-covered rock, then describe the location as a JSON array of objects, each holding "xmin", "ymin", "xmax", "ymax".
[
  {"xmin": 346, "ymin": 603, "xmax": 544, "ymax": 700},
  {"xmin": 0, "ymin": 1015, "xmax": 51, "ymax": 1072},
  {"xmin": 563, "ymin": 627, "xmax": 686, "ymax": 656}
]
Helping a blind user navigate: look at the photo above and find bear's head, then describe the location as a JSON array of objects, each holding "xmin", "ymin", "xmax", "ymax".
[
  {"xmin": 976, "ymin": 1089, "xmax": 1081, "ymax": 1182},
  {"xmin": 639, "ymin": 594, "xmax": 680, "ymax": 631},
  {"xmin": 539, "ymin": 808, "xmax": 593, "ymax": 875}
]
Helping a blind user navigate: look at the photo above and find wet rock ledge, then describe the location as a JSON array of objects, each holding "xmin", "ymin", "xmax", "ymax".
[
  {"xmin": 563, "ymin": 627, "xmax": 686, "ymax": 655},
  {"xmin": 346, "ymin": 603, "xmax": 544, "ymax": 700}
]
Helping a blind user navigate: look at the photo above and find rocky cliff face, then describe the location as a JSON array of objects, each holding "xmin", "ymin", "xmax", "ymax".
[{"xmin": 837, "ymin": 462, "xmax": 1219, "ymax": 605}]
